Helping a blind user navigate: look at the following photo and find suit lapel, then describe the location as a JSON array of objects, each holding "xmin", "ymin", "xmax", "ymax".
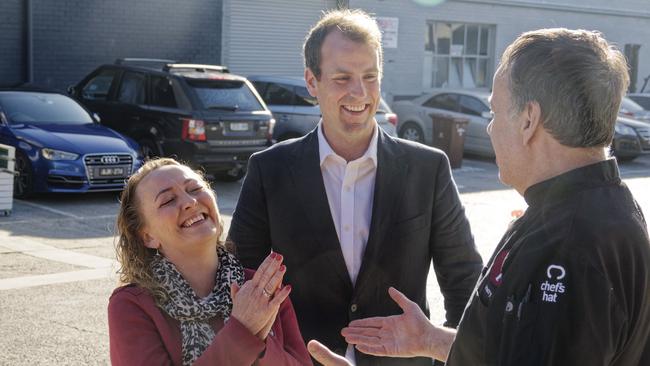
[
  {"xmin": 356, "ymin": 130, "xmax": 407, "ymax": 290},
  {"xmin": 288, "ymin": 130, "xmax": 353, "ymax": 291}
]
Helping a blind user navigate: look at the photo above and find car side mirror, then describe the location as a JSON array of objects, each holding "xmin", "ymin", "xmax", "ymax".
[
  {"xmin": 481, "ymin": 111, "xmax": 493, "ymax": 119},
  {"xmin": 92, "ymin": 113, "xmax": 101, "ymax": 123},
  {"xmin": 67, "ymin": 85, "xmax": 76, "ymax": 96}
]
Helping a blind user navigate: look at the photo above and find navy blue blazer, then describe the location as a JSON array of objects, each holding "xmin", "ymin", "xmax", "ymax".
[{"xmin": 229, "ymin": 128, "xmax": 483, "ymax": 366}]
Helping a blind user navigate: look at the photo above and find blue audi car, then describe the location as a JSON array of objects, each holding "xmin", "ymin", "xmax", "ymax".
[{"xmin": 0, "ymin": 88, "xmax": 143, "ymax": 197}]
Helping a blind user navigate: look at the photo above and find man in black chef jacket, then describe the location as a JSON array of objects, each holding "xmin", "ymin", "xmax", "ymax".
[{"xmin": 308, "ymin": 28, "xmax": 650, "ymax": 366}]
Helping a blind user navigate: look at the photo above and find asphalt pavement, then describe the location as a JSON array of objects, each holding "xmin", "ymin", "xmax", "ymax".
[{"xmin": 1, "ymin": 154, "xmax": 648, "ymax": 365}]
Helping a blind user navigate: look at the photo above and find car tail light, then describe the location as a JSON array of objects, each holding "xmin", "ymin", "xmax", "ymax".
[
  {"xmin": 386, "ymin": 113, "xmax": 398, "ymax": 126},
  {"xmin": 181, "ymin": 119, "xmax": 206, "ymax": 141}
]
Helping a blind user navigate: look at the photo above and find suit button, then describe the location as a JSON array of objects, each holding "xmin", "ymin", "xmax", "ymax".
[{"xmin": 350, "ymin": 304, "xmax": 358, "ymax": 312}]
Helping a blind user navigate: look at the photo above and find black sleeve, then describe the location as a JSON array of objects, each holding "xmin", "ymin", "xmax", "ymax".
[
  {"xmin": 499, "ymin": 257, "xmax": 626, "ymax": 366},
  {"xmin": 429, "ymin": 154, "xmax": 483, "ymax": 327},
  {"xmin": 228, "ymin": 154, "xmax": 272, "ymax": 270}
]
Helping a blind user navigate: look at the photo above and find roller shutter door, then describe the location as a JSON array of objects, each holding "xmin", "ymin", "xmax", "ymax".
[{"xmin": 223, "ymin": 0, "xmax": 338, "ymax": 77}]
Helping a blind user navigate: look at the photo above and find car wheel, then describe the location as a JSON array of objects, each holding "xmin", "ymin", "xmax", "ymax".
[
  {"xmin": 610, "ymin": 143, "xmax": 639, "ymax": 162},
  {"xmin": 213, "ymin": 167, "xmax": 246, "ymax": 182},
  {"xmin": 138, "ymin": 138, "xmax": 162, "ymax": 160},
  {"xmin": 399, "ymin": 122, "xmax": 424, "ymax": 143},
  {"xmin": 13, "ymin": 152, "xmax": 34, "ymax": 198}
]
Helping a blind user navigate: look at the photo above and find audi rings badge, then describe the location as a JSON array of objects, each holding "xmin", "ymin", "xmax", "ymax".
[{"xmin": 100, "ymin": 155, "xmax": 119, "ymax": 164}]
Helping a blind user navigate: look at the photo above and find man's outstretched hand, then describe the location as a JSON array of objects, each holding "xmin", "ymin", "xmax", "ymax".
[
  {"xmin": 341, "ymin": 287, "xmax": 455, "ymax": 361},
  {"xmin": 307, "ymin": 340, "xmax": 352, "ymax": 366},
  {"xmin": 309, "ymin": 287, "xmax": 457, "ymax": 364}
]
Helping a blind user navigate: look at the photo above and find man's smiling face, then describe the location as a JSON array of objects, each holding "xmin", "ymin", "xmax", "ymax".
[{"xmin": 305, "ymin": 29, "xmax": 380, "ymax": 144}]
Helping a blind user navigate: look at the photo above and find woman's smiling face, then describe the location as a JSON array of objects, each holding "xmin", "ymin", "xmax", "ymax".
[{"xmin": 136, "ymin": 164, "xmax": 221, "ymax": 261}]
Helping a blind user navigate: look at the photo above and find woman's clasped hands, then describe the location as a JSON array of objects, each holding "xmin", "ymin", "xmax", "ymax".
[{"xmin": 230, "ymin": 252, "xmax": 292, "ymax": 340}]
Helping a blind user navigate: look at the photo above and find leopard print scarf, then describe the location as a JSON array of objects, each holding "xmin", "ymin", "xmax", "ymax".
[{"xmin": 150, "ymin": 246, "xmax": 245, "ymax": 366}]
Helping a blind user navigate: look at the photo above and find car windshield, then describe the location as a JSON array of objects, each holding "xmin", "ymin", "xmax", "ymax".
[
  {"xmin": 0, "ymin": 92, "xmax": 93, "ymax": 125},
  {"xmin": 620, "ymin": 97, "xmax": 645, "ymax": 113},
  {"xmin": 186, "ymin": 79, "xmax": 264, "ymax": 112},
  {"xmin": 628, "ymin": 95, "xmax": 650, "ymax": 110}
]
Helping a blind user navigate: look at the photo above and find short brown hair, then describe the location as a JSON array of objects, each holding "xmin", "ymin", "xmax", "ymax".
[
  {"xmin": 303, "ymin": 8, "xmax": 383, "ymax": 79},
  {"xmin": 114, "ymin": 158, "xmax": 225, "ymax": 305},
  {"xmin": 498, "ymin": 28, "xmax": 629, "ymax": 147}
]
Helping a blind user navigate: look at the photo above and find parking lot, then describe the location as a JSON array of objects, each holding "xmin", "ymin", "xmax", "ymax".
[{"xmin": 1, "ymin": 154, "xmax": 649, "ymax": 365}]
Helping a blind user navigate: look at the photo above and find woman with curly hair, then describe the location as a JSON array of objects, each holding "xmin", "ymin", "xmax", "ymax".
[{"xmin": 108, "ymin": 158, "xmax": 311, "ymax": 365}]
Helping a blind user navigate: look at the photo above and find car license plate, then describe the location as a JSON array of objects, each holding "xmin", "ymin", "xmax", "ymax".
[
  {"xmin": 99, "ymin": 167, "xmax": 124, "ymax": 176},
  {"xmin": 230, "ymin": 122, "xmax": 249, "ymax": 131}
]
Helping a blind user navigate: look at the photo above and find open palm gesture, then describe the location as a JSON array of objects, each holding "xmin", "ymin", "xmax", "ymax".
[{"xmin": 341, "ymin": 287, "xmax": 453, "ymax": 361}]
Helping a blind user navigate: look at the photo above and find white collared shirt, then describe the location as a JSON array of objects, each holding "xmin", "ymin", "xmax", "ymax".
[{"xmin": 318, "ymin": 122, "xmax": 378, "ymax": 365}]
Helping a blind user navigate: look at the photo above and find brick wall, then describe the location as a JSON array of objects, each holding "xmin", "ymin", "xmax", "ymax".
[{"xmin": 0, "ymin": 0, "xmax": 222, "ymax": 90}]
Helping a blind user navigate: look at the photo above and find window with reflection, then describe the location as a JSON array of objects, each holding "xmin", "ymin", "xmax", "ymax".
[{"xmin": 424, "ymin": 22, "xmax": 495, "ymax": 89}]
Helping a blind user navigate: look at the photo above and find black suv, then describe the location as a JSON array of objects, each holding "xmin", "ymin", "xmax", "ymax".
[{"xmin": 69, "ymin": 59, "xmax": 274, "ymax": 180}]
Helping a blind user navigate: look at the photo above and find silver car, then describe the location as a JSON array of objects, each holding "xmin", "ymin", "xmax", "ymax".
[
  {"xmin": 392, "ymin": 90, "xmax": 494, "ymax": 157},
  {"xmin": 613, "ymin": 116, "xmax": 650, "ymax": 161},
  {"xmin": 248, "ymin": 75, "xmax": 397, "ymax": 141},
  {"xmin": 621, "ymin": 96, "xmax": 650, "ymax": 122}
]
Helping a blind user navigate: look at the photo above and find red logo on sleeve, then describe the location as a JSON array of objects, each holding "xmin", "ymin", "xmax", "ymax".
[{"xmin": 488, "ymin": 250, "xmax": 509, "ymax": 287}]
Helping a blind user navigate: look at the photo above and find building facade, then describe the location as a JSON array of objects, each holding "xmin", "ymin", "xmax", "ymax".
[
  {"xmin": 221, "ymin": 0, "xmax": 650, "ymax": 102},
  {"xmin": 0, "ymin": 0, "xmax": 223, "ymax": 90},
  {"xmin": 2, "ymin": 1, "xmax": 648, "ymax": 99}
]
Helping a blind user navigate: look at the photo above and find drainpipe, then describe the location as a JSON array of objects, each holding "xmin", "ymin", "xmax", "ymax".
[{"xmin": 26, "ymin": 0, "xmax": 33, "ymax": 84}]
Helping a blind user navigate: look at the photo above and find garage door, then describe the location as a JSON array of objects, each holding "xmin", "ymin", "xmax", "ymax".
[{"xmin": 223, "ymin": 0, "xmax": 339, "ymax": 77}]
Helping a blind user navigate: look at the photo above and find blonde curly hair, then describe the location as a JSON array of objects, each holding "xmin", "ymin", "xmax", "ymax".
[{"xmin": 114, "ymin": 158, "xmax": 226, "ymax": 304}]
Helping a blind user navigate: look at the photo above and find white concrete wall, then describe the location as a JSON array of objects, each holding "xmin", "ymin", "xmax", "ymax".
[{"xmin": 351, "ymin": 0, "xmax": 650, "ymax": 99}]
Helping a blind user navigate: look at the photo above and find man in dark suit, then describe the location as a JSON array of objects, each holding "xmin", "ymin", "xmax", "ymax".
[{"xmin": 228, "ymin": 9, "xmax": 482, "ymax": 366}]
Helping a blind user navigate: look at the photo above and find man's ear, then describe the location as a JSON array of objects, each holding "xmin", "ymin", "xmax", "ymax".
[
  {"xmin": 522, "ymin": 101, "xmax": 542, "ymax": 146},
  {"xmin": 304, "ymin": 68, "xmax": 318, "ymax": 98},
  {"xmin": 141, "ymin": 231, "xmax": 161, "ymax": 250}
]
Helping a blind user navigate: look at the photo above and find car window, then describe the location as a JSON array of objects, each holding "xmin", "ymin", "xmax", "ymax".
[
  {"xmin": 264, "ymin": 83, "xmax": 294, "ymax": 106},
  {"xmin": 423, "ymin": 93, "xmax": 459, "ymax": 112},
  {"xmin": 459, "ymin": 95, "xmax": 489, "ymax": 116},
  {"xmin": 187, "ymin": 79, "xmax": 264, "ymax": 112},
  {"xmin": 294, "ymin": 86, "xmax": 318, "ymax": 107},
  {"xmin": 149, "ymin": 75, "xmax": 178, "ymax": 108},
  {"xmin": 0, "ymin": 92, "xmax": 93, "ymax": 125},
  {"xmin": 117, "ymin": 72, "xmax": 146, "ymax": 105},
  {"xmin": 81, "ymin": 68, "xmax": 117, "ymax": 101},
  {"xmin": 628, "ymin": 96, "xmax": 650, "ymax": 110},
  {"xmin": 251, "ymin": 81, "xmax": 268, "ymax": 96},
  {"xmin": 620, "ymin": 98, "xmax": 644, "ymax": 113}
]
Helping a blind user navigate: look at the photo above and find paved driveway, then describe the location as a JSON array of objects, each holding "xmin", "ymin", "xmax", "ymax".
[{"xmin": 1, "ymin": 155, "xmax": 649, "ymax": 365}]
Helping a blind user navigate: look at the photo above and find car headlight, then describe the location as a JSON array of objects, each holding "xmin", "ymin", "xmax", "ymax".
[
  {"xmin": 614, "ymin": 123, "xmax": 636, "ymax": 136},
  {"xmin": 41, "ymin": 148, "xmax": 79, "ymax": 160}
]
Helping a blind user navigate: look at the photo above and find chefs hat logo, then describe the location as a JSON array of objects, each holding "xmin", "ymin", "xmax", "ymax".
[
  {"xmin": 541, "ymin": 265, "xmax": 567, "ymax": 303},
  {"xmin": 546, "ymin": 265, "xmax": 566, "ymax": 280}
]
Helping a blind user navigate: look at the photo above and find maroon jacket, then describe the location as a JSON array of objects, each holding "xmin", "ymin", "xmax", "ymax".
[{"xmin": 108, "ymin": 269, "xmax": 312, "ymax": 365}]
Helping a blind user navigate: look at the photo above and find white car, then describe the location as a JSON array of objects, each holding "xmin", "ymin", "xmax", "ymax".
[
  {"xmin": 392, "ymin": 90, "xmax": 494, "ymax": 157},
  {"xmin": 248, "ymin": 75, "xmax": 397, "ymax": 141}
]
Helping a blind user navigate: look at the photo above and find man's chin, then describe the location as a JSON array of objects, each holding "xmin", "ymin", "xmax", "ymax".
[{"xmin": 341, "ymin": 117, "xmax": 374, "ymax": 133}]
